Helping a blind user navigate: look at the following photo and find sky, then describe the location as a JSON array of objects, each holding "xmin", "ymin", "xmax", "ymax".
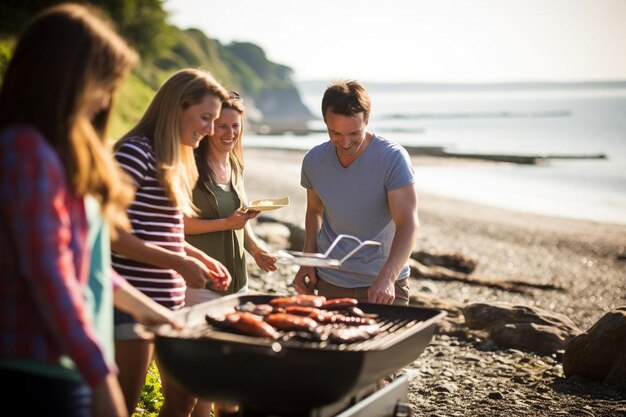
[{"xmin": 164, "ymin": 0, "xmax": 626, "ymax": 83}]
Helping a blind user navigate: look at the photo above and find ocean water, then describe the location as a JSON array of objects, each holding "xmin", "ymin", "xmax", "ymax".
[{"xmin": 246, "ymin": 83, "xmax": 626, "ymax": 225}]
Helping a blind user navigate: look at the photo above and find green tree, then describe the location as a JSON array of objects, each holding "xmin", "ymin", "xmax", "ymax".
[{"xmin": 0, "ymin": 0, "xmax": 172, "ymax": 58}]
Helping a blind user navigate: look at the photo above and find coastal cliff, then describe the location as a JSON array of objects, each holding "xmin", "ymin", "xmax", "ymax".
[
  {"xmin": 0, "ymin": 3, "xmax": 314, "ymax": 137},
  {"xmin": 124, "ymin": 27, "xmax": 314, "ymax": 136}
]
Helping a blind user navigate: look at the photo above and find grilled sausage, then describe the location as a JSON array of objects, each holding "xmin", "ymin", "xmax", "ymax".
[
  {"xmin": 205, "ymin": 314, "xmax": 236, "ymax": 331},
  {"xmin": 309, "ymin": 310, "xmax": 377, "ymax": 325},
  {"xmin": 283, "ymin": 306, "xmax": 321, "ymax": 316},
  {"xmin": 226, "ymin": 312, "xmax": 279, "ymax": 339},
  {"xmin": 308, "ymin": 309, "xmax": 339, "ymax": 324},
  {"xmin": 327, "ymin": 324, "xmax": 381, "ymax": 343},
  {"xmin": 270, "ymin": 294, "xmax": 327, "ymax": 308},
  {"xmin": 280, "ymin": 306, "xmax": 376, "ymax": 326},
  {"xmin": 321, "ymin": 298, "xmax": 358, "ymax": 310},
  {"xmin": 296, "ymin": 294, "xmax": 328, "ymax": 302},
  {"xmin": 235, "ymin": 302, "xmax": 274, "ymax": 316},
  {"xmin": 345, "ymin": 306, "xmax": 379, "ymax": 319},
  {"xmin": 265, "ymin": 313, "xmax": 318, "ymax": 331}
]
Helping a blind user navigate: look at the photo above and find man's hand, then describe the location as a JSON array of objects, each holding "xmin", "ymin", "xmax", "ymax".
[
  {"xmin": 368, "ymin": 275, "xmax": 395, "ymax": 304},
  {"xmin": 293, "ymin": 266, "xmax": 318, "ymax": 295}
]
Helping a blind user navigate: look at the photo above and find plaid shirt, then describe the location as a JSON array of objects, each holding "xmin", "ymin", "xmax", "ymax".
[{"xmin": 0, "ymin": 126, "xmax": 113, "ymax": 386}]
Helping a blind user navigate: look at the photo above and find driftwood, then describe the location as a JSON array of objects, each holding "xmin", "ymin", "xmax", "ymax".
[
  {"xmin": 409, "ymin": 259, "xmax": 564, "ymax": 294},
  {"xmin": 402, "ymin": 145, "xmax": 606, "ymax": 165},
  {"xmin": 410, "ymin": 251, "xmax": 477, "ymax": 274}
]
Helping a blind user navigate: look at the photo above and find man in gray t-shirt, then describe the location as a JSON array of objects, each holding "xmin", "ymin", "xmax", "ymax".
[{"xmin": 293, "ymin": 80, "xmax": 419, "ymax": 305}]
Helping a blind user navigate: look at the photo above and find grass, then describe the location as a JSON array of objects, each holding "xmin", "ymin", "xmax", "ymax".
[
  {"xmin": 132, "ymin": 361, "xmax": 218, "ymax": 417},
  {"xmin": 109, "ymin": 71, "xmax": 155, "ymax": 142},
  {"xmin": 132, "ymin": 361, "xmax": 164, "ymax": 417}
]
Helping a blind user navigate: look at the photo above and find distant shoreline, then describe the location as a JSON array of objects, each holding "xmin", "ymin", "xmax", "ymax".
[
  {"xmin": 296, "ymin": 79, "xmax": 626, "ymax": 94},
  {"xmin": 246, "ymin": 142, "xmax": 607, "ymax": 166}
]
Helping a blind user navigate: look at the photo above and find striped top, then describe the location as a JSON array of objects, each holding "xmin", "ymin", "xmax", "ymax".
[{"xmin": 112, "ymin": 136, "xmax": 186, "ymax": 310}]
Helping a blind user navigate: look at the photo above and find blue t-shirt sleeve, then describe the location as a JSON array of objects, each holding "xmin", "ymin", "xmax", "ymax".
[
  {"xmin": 385, "ymin": 146, "xmax": 415, "ymax": 191},
  {"xmin": 301, "ymin": 152, "xmax": 313, "ymax": 189}
]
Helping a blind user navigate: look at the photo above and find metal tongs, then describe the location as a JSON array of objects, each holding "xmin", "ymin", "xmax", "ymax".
[{"xmin": 276, "ymin": 234, "xmax": 381, "ymax": 269}]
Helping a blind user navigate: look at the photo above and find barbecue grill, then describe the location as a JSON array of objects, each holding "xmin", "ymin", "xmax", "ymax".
[{"xmin": 150, "ymin": 294, "xmax": 446, "ymax": 416}]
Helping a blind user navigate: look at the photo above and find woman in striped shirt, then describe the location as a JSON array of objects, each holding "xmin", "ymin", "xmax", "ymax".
[{"xmin": 112, "ymin": 68, "xmax": 232, "ymax": 417}]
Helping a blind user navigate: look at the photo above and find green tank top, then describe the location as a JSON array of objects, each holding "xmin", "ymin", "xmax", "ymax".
[{"xmin": 186, "ymin": 177, "xmax": 247, "ymax": 294}]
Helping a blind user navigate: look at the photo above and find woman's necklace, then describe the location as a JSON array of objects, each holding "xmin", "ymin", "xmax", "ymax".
[{"xmin": 210, "ymin": 158, "xmax": 231, "ymax": 184}]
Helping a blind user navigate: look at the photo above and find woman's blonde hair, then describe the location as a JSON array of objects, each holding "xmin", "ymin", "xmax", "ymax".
[
  {"xmin": 0, "ymin": 3, "xmax": 138, "ymax": 229},
  {"xmin": 117, "ymin": 68, "xmax": 229, "ymax": 216}
]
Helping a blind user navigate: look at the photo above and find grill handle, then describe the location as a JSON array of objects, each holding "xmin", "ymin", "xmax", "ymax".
[
  {"xmin": 325, "ymin": 234, "xmax": 382, "ymax": 264},
  {"xmin": 276, "ymin": 234, "xmax": 381, "ymax": 268}
]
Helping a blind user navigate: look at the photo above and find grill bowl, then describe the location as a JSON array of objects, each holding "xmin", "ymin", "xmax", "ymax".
[{"xmin": 153, "ymin": 294, "xmax": 446, "ymax": 412}]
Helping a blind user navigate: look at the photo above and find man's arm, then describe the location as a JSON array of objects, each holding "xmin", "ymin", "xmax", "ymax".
[
  {"xmin": 293, "ymin": 188, "xmax": 325, "ymax": 294},
  {"xmin": 368, "ymin": 183, "xmax": 419, "ymax": 304},
  {"xmin": 303, "ymin": 188, "xmax": 324, "ymax": 252}
]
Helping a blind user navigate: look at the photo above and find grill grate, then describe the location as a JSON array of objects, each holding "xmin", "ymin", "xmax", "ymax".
[{"xmin": 167, "ymin": 308, "xmax": 425, "ymax": 352}]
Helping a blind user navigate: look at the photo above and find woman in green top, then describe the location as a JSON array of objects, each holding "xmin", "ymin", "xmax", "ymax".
[
  {"xmin": 184, "ymin": 92, "xmax": 277, "ymax": 417},
  {"xmin": 184, "ymin": 93, "xmax": 277, "ymax": 303}
]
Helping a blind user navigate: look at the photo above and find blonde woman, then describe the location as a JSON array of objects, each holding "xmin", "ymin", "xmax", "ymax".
[{"xmin": 112, "ymin": 68, "xmax": 232, "ymax": 417}]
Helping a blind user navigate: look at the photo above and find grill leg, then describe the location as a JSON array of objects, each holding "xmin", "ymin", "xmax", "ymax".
[
  {"xmin": 332, "ymin": 372, "xmax": 410, "ymax": 417},
  {"xmin": 236, "ymin": 373, "xmax": 411, "ymax": 417}
]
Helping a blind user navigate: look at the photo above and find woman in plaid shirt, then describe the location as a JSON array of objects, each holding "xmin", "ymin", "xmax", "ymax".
[{"xmin": 0, "ymin": 4, "xmax": 144, "ymax": 417}]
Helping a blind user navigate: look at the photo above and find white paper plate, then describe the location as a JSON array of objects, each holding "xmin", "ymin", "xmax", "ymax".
[{"xmin": 240, "ymin": 196, "xmax": 290, "ymax": 212}]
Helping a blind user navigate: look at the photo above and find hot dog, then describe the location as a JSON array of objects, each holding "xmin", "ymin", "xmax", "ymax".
[
  {"xmin": 321, "ymin": 298, "xmax": 358, "ymax": 310},
  {"xmin": 226, "ymin": 312, "xmax": 279, "ymax": 339},
  {"xmin": 265, "ymin": 313, "xmax": 318, "ymax": 331},
  {"xmin": 283, "ymin": 306, "xmax": 321, "ymax": 316},
  {"xmin": 270, "ymin": 294, "xmax": 327, "ymax": 308}
]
